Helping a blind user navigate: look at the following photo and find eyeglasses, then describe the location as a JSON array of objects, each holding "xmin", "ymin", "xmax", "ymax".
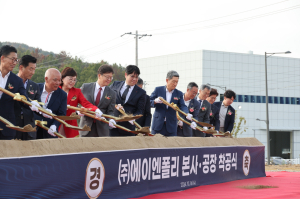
[
  {"xmin": 102, "ymin": 74, "xmax": 113, "ymax": 80},
  {"xmin": 68, "ymin": 77, "xmax": 77, "ymax": 83},
  {"xmin": 6, "ymin": 56, "xmax": 19, "ymax": 63}
]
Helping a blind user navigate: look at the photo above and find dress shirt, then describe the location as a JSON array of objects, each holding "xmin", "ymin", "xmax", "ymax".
[
  {"xmin": 197, "ymin": 96, "xmax": 203, "ymax": 107},
  {"xmin": 183, "ymin": 94, "xmax": 191, "ymax": 107},
  {"xmin": 41, "ymin": 84, "xmax": 54, "ymax": 108},
  {"xmin": 94, "ymin": 82, "xmax": 106, "ymax": 102},
  {"xmin": 24, "ymin": 79, "xmax": 28, "ymax": 89},
  {"xmin": 0, "ymin": 71, "xmax": 10, "ymax": 99},
  {"xmin": 165, "ymin": 88, "xmax": 174, "ymax": 108},
  {"xmin": 120, "ymin": 82, "xmax": 134, "ymax": 103},
  {"xmin": 219, "ymin": 102, "xmax": 228, "ymax": 128}
]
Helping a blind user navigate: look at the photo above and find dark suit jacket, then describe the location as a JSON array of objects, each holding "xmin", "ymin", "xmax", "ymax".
[
  {"xmin": 210, "ymin": 103, "xmax": 220, "ymax": 131},
  {"xmin": 14, "ymin": 79, "xmax": 41, "ymax": 139},
  {"xmin": 0, "ymin": 72, "xmax": 28, "ymax": 138},
  {"xmin": 177, "ymin": 96, "xmax": 200, "ymax": 137},
  {"xmin": 213, "ymin": 101, "xmax": 235, "ymax": 133},
  {"xmin": 136, "ymin": 94, "xmax": 152, "ymax": 127},
  {"xmin": 36, "ymin": 83, "xmax": 67, "ymax": 138},
  {"xmin": 150, "ymin": 86, "xmax": 188, "ymax": 134},
  {"xmin": 110, "ymin": 81, "xmax": 146, "ymax": 131}
]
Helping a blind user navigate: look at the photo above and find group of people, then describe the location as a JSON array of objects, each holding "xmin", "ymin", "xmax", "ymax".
[{"xmin": 0, "ymin": 45, "xmax": 236, "ymax": 140}]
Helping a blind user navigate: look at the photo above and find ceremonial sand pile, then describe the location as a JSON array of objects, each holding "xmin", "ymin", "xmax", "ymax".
[{"xmin": 0, "ymin": 135, "xmax": 263, "ymax": 158}]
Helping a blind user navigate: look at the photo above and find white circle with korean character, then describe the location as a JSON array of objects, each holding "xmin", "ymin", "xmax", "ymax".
[
  {"xmin": 243, "ymin": 150, "xmax": 251, "ymax": 176},
  {"xmin": 85, "ymin": 158, "xmax": 105, "ymax": 199}
]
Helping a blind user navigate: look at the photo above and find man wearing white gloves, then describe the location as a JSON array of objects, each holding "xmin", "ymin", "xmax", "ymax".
[
  {"xmin": 36, "ymin": 68, "xmax": 67, "ymax": 139},
  {"xmin": 193, "ymin": 84, "xmax": 212, "ymax": 137},
  {"xmin": 109, "ymin": 65, "xmax": 146, "ymax": 136},
  {"xmin": 79, "ymin": 65, "xmax": 116, "ymax": 137},
  {"xmin": 177, "ymin": 82, "xmax": 201, "ymax": 137},
  {"xmin": 150, "ymin": 71, "xmax": 190, "ymax": 136}
]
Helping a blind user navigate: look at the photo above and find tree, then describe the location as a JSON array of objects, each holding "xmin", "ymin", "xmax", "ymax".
[{"xmin": 231, "ymin": 110, "xmax": 248, "ymax": 138}]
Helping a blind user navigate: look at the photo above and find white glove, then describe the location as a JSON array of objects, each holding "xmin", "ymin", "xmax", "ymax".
[
  {"xmin": 154, "ymin": 97, "xmax": 163, "ymax": 104},
  {"xmin": 30, "ymin": 105, "xmax": 39, "ymax": 112},
  {"xmin": 67, "ymin": 104, "xmax": 70, "ymax": 106},
  {"xmin": 190, "ymin": 122, "xmax": 197, "ymax": 130},
  {"xmin": 186, "ymin": 113, "xmax": 193, "ymax": 121},
  {"xmin": 48, "ymin": 125, "xmax": 56, "ymax": 137},
  {"xmin": 115, "ymin": 104, "xmax": 124, "ymax": 111},
  {"xmin": 178, "ymin": 120, "xmax": 183, "ymax": 127},
  {"xmin": 76, "ymin": 110, "xmax": 84, "ymax": 117},
  {"xmin": 129, "ymin": 119, "xmax": 135, "ymax": 125},
  {"xmin": 109, "ymin": 119, "xmax": 116, "ymax": 128},
  {"xmin": 31, "ymin": 101, "xmax": 41, "ymax": 107},
  {"xmin": 203, "ymin": 126, "xmax": 208, "ymax": 130},
  {"xmin": 216, "ymin": 131, "xmax": 219, "ymax": 134},
  {"xmin": 42, "ymin": 108, "xmax": 53, "ymax": 119},
  {"xmin": 95, "ymin": 109, "xmax": 103, "ymax": 118}
]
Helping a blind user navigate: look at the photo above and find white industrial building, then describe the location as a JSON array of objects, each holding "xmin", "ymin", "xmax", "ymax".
[{"xmin": 139, "ymin": 49, "xmax": 300, "ymax": 159}]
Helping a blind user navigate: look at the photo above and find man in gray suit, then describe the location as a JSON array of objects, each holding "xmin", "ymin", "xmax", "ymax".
[
  {"xmin": 79, "ymin": 65, "xmax": 116, "ymax": 137},
  {"xmin": 177, "ymin": 82, "xmax": 200, "ymax": 137},
  {"xmin": 193, "ymin": 84, "xmax": 211, "ymax": 137},
  {"xmin": 14, "ymin": 55, "xmax": 41, "ymax": 140}
]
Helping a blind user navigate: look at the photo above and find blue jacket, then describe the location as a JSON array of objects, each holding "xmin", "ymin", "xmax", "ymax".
[
  {"xmin": 150, "ymin": 86, "xmax": 188, "ymax": 134},
  {"xmin": 213, "ymin": 101, "xmax": 235, "ymax": 133},
  {"xmin": 36, "ymin": 83, "xmax": 67, "ymax": 138},
  {"xmin": 0, "ymin": 72, "xmax": 28, "ymax": 137}
]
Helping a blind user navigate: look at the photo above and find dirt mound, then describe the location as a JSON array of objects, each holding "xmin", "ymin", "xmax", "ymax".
[{"xmin": 0, "ymin": 136, "xmax": 263, "ymax": 158}]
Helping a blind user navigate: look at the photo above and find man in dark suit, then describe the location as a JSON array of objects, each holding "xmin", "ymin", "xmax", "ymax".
[
  {"xmin": 150, "ymin": 70, "xmax": 194, "ymax": 136},
  {"xmin": 193, "ymin": 84, "xmax": 211, "ymax": 137},
  {"xmin": 109, "ymin": 65, "xmax": 146, "ymax": 136},
  {"xmin": 36, "ymin": 68, "xmax": 67, "ymax": 139},
  {"xmin": 205, "ymin": 88, "xmax": 220, "ymax": 137},
  {"xmin": 135, "ymin": 78, "xmax": 152, "ymax": 127},
  {"xmin": 177, "ymin": 82, "xmax": 200, "ymax": 137},
  {"xmin": 14, "ymin": 55, "xmax": 41, "ymax": 140},
  {"xmin": 214, "ymin": 90, "xmax": 236, "ymax": 134},
  {"xmin": 79, "ymin": 64, "xmax": 116, "ymax": 137}
]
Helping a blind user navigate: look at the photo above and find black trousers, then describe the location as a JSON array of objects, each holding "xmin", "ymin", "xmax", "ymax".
[
  {"xmin": 0, "ymin": 131, "xmax": 14, "ymax": 140},
  {"xmin": 15, "ymin": 115, "xmax": 35, "ymax": 140}
]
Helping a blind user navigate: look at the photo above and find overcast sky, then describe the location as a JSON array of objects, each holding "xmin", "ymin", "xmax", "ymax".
[{"xmin": 1, "ymin": 0, "xmax": 300, "ymax": 66}]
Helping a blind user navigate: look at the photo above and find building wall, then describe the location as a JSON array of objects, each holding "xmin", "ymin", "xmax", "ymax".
[{"xmin": 139, "ymin": 49, "xmax": 300, "ymax": 158}]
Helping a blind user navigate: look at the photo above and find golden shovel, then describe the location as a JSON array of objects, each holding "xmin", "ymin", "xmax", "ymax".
[
  {"xmin": 115, "ymin": 105, "xmax": 152, "ymax": 135},
  {"xmin": 79, "ymin": 111, "xmax": 153, "ymax": 136},
  {"xmin": 0, "ymin": 87, "xmax": 90, "ymax": 131},
  {"xmin": 159, "ymin": 97, "xmax": 214, "ymax": 128},
  {"xmin": 35, "ymin": 120, "xmax": 66, "ymax": 138},
  {"xmin": 0, "ymin": 116, "xmax": 36, "ymax": 132},
  {"xmin": 67, "ymin": 105, "xmax": 143, "ymax": 122}
]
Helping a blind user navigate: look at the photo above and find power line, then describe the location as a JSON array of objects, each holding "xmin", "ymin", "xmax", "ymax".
[
  {"xmin": 141, "ymin": 0, "xmax": 289, "ymax": 32},
  {"xmin": 153, "ymin": 4, "xmax": 300, "ymax": 36}
]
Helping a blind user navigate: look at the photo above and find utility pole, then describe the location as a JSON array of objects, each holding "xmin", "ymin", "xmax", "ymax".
[{"xmin": 121, "ymin": 30, "xmax": 152, "ymax": 66}]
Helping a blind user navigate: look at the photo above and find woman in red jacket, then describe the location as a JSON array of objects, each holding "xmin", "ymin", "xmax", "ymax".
[{"xmin": 59, "ymin": 67, "xmax": 102, "ymax": 138}]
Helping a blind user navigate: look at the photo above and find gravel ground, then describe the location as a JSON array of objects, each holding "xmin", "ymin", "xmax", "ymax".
[{"xmin": 265, "ymin": 164, "xmax": 300, "ymax": 172}]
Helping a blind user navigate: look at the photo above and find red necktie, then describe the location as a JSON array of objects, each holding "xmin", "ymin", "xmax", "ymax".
[{"xmin": 95, "ymin": 87, "xmax": 102, "ymax": 106}]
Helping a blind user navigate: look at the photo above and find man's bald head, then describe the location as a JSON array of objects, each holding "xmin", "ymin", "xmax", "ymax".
[{"xmin": 44, "ymin": 68, "xmax": 61, "ymax": 92}]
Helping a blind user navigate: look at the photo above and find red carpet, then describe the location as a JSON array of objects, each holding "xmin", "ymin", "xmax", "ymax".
[{"xmin": 135, "ymin": 172, "xmax": 300, "ymax": 199}]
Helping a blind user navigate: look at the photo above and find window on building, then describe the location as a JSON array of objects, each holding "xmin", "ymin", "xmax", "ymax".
[
  {"xmin": 285, "ymin": 97, "xmax": 290, "ymax": 104},
  {"xmin": 297, "ymin": 98, "xmax": 300, "ymax": 104},
  {"xmin": 238, "ymin": 95, "xmax": 243, "ymax": 102},
  {"xmin": 256, "ymin": 96, "xmax": 261, "ymax": 103},
  {"xmin": 251, "ymin": 95, "xmax": 255, "ymax": 103},
  {"xmin": 262, "ymin": 96, "xmax": 266, "ymax": 103},
  {"xmin": 291, "ymin": 98, "xmax": 296, "ymax": 104},
  {"xmin": 244, "ymin": 95, "xmax": 249, "ymax": 102},
  {"xmin": 268, "ymin": 96, "xmax": 273, "ymax": 103},
  {"xmin": 280, "ymin": 97, "xmax": 284, "ymax": 104},
  {"xmin": 220, "ymin": 94, "xmax": 224, "ymax": 102},
  {"xmin": 274, "ymin": 97, "xmax": 279, "ymax": 104}
]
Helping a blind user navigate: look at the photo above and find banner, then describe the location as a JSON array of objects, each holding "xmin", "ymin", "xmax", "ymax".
[{"xmin": 0, "ymin": 146, "xmax": 265, "ymax": 198}]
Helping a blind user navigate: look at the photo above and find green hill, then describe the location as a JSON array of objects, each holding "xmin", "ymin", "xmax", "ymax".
[{"xmin": 0, "ymin": 41, "xmax": 126, "ymax": 88}]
